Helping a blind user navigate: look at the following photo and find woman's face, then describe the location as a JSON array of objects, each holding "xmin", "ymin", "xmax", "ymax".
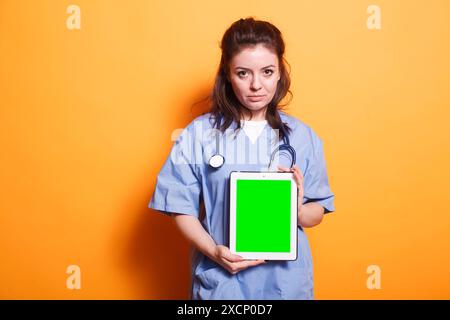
[{"xmin": 228, "ymin": 44, "xmax": 281, "ymax": 119}]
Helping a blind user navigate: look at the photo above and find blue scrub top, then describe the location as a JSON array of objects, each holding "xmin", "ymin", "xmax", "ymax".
[{"xmin": 148, "ymin": 111, "xmax": 335, "ymax": 300}]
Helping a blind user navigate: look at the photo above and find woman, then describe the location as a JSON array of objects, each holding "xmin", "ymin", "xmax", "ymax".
[{"xmin": 149, "ymin": 17, "xmax": 335, "ymax": 299}]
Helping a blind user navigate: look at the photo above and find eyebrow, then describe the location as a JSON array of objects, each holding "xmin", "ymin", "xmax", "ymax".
[{"xmin": 234, "ymin": 65, "xmax": 276, "ymax": 71}]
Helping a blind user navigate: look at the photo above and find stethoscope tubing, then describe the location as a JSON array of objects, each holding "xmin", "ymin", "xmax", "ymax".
[{"xmin": 209, "ymin": 121, "xmax": 296, "ymax": 169}]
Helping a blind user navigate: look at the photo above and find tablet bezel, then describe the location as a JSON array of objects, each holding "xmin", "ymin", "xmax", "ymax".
[{"xmin": 229, "ymin": 171, "xmax": 298, "ymax": 260}]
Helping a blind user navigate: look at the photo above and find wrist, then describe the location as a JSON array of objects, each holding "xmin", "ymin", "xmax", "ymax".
[
  {"xmin": 298, "ymin": 203, "xmax": 305, "ymax": 225},
  {"xmin": 204, "ymin": 243, "xmax": 219, "ymax": 262}
]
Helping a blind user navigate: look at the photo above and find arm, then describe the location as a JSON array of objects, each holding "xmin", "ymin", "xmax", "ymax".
[
  {"xmin": 171, "ymin": 213, "xmax": 217, "ymax": 260},
  {"xmin": 298, "ymin": 202, "xmax": 324, "ymax": 228},
  {"xmin": 171, "ymin": 213, "xmax": 265, "ymax": 274},
  {"xmin": 278, "ymin": 165, "xmax": 326, "ymax": 228}
]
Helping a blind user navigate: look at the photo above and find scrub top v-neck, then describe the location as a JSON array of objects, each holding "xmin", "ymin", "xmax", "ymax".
[{"xmin": 241, "ymin": 119, "xmax": 267, "ymax": 144}]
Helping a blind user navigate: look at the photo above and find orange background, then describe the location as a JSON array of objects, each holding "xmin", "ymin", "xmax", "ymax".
[{"xmin": 1, "ymin": 0, "xmax": 449, "ymax": 299}]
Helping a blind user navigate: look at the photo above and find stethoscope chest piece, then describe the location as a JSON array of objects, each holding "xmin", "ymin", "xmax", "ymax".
[{"xmin": 209, "ymin": 154, "xmax": 225, "ymax": 169}]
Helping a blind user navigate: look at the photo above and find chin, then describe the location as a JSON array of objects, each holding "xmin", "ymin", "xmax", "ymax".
[{"xmin": 245, "ymin": 101, "xmax": 267, "ymax": 109}]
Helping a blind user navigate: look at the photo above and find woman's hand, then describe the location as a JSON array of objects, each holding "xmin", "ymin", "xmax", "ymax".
[
  {"xmin": 277, "ymin": 165, "xmax": 305, "ymax": 220},
  {"xmin": 213, "ymin": 245, "xmax": 266, "ymax": 275}
]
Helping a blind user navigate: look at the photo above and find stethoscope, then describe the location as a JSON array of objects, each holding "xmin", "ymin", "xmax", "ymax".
[{"xmin": 208, "ymin": 120, "xmax": 296, "ymax": 170}]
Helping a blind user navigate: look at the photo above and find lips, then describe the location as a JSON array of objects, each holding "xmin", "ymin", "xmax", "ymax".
[{"xmin": 248, "ymin": 95, "xmax": 266, "ymax": 101}]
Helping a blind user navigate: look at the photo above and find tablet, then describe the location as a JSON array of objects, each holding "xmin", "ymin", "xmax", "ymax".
[{"xmin": 229, "ymin": 171, "xmax": 298, "ymax": 260}]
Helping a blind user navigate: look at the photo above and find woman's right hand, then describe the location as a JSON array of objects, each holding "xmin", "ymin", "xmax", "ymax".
[{"xmin": 213, "ymin": 245, "xmax": 266, "ymax": 275}]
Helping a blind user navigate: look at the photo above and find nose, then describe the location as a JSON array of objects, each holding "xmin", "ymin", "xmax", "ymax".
[{"xmin": 250, "ymin": 75, "xmax": 262, "ymax": 91}]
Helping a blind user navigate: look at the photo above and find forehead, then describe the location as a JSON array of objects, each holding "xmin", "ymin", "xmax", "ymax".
[{"xmin": 230, "ymin": 44, "xmax": 278, "ymax": 68}]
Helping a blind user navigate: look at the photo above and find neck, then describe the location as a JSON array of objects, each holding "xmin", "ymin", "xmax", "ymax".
[{"xmin": 242, "ymin": 107, "xmax": 267, "ymax": 121}]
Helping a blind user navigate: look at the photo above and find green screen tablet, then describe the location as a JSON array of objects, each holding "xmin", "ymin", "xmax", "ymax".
[{"xmin": 229, "ymin": 171, "xmax": 298, "ymax": 260}]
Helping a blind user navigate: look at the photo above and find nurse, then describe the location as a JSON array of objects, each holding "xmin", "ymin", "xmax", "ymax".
[{"xmin": 148, "ymin": 17, "xmax": 335, "ymax": 299}]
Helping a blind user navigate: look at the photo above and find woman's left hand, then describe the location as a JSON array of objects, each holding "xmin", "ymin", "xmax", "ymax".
[{"xmin": 277, "ymin": 165, "xmax": 305, "ymax": 219}]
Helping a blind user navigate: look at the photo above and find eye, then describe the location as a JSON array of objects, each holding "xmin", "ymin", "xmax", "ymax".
[
  {"xmin": 237, "ymin": 70, "xmax": 247, "ymax": 77},
  {"xmin": 264, "ymin": 69, "xmax": 274, "ymax": 76}
]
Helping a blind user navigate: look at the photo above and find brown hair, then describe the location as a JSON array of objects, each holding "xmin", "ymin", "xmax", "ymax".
[{"xmin": 208, "ymin": 17, "xmax": 293, "ymax": 140}]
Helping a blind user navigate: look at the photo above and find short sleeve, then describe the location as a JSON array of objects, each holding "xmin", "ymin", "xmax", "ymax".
[
  {"xmin": 302, "ymin": 131, "xmax": 335, "ymax": 214},
  {"xmin": 148, "ymin": 123, "xmax": 202, "ymax": 218}
]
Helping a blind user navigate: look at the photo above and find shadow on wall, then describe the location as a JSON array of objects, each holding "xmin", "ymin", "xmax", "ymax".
[
  {"xmin": 123, "ymin": 90, "xmax": 212, "ymax": 299},
  {"xmin": 126, "ymin": 206, "xmax": 193, "ymax": 299}
]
